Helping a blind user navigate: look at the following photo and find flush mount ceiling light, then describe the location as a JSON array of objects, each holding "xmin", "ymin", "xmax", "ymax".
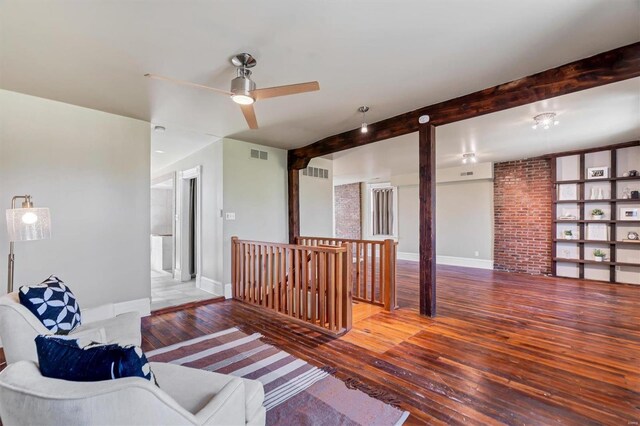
[
  {"xmin": 154, "ymin": 150, "xmax": 165, "ymax": 154},
  {"xmin": 462, "ymin": 152, "xmax": 477, "ymax": 164},
  {"xmin": 154, "ymin": 125, "xmax": 166, "ymax": 132},
  {"xmin": 359, "ymin": 106, "xmax": 369, "ymax": 133},
  {"xmin": 532, "ymin": 112, "xmax": 559, "ymax": 130}
]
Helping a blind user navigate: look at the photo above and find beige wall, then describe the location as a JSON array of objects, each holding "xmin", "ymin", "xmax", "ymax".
[
  {"xmin": 0, "ymin": 90, "xmax": 151, "ymax": 308},
  {"xmin": 300, "ymin": 157, "xmax": 334, "ymax": 238}
]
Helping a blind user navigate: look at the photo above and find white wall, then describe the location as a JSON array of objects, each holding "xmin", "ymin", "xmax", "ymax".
[
  {"xmin": 397, "ymin": 186, "xmax": 419, "ymax": 253},
  {"xmin": 150, "ymin": 188, "xmax": 173, "ymax": 235},
  {"xmin": 153, "ymin": 141, "xmax": 224, "ymax": 287},
  {"xmin": 379, "ymin": 174, "xmax": 494, "ymax": 267},
  {"xmin": 222, "ymin": 138, "xmax": 288, "ymax": 284},
  {"xmin": 436, "ymin": 180, "xmax": 494, "ymax": 262},
  {"xmin": 300, "ymin": 157, "xmax": 334, "ymax": 237},
  {"xmin": 0, "ymin": 90, "xmax": 151, "ymax": 308}
]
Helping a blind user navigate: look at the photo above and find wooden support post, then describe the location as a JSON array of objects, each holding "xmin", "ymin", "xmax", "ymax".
[
  {"xmin": 419, "ymin": 124, "xmax": 436, "ymax": 317},
  {"xmin": 287, "ymin": 163, "xmax": 300, "ymax": 244},
  {"xmin": 231, "ymin": 236, "xmax": 238, "ymax": 299},
  {"xmin": 383, "ymin": 239, "xmax": 395, "ymax": 311},
  {"xmin": 341, "ymin": 242, "xmax": 352, "ymax": 331}
]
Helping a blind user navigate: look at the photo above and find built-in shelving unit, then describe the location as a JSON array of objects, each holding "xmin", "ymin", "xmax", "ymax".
[{"xmin": 552, "ymin": 142, "xmax": 640, "ymax": 284}]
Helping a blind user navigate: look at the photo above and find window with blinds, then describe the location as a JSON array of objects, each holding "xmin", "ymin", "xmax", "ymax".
[{"xmin": 371, "ymin": 186, "xmax": 395, "ymax": 236}]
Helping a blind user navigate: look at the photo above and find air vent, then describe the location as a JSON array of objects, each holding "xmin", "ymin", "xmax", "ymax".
[
  {"xmin": 302, "ymin": 166, "xmax": 329, "ymax": 179},
  {"xmin": 250, "ymin": 149, "xmax": 268, "ymax": 160},
  {"xmin": 459, "ymin": 171, "xmax": 474, "ymax": 176}
]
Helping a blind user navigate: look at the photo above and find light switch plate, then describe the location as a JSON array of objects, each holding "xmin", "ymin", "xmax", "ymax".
[{"xmin": 225, "ymin": 212, "xmax": 236, "ymax": 220}]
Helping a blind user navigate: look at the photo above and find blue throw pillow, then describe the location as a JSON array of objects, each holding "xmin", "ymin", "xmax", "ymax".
[
  {"xmin": 35, "ymin": 335, "xmax": 156, "ymax": 384},
  {"xmin": 19, "ymin": 275, "xmax": 81, "ymax": 333}
]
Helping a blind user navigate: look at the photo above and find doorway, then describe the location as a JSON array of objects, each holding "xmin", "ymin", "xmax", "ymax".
[{"xmin": 150, "ymin": 165, "xmax": 214, "ymax": 311}]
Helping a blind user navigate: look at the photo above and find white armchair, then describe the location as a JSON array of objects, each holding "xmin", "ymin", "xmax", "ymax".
[
  {"xmin": 0, "ymin": 360, "xmax": 266, "ymax": 426},
  {"xmin": 0, "ymin": 292, "xmax": 141, "ymax": 365}
]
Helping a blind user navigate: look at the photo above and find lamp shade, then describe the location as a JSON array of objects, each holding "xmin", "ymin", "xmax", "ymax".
[{"xmin": 6, "ymin": 208, "xmax": 51, "ymax": 242}]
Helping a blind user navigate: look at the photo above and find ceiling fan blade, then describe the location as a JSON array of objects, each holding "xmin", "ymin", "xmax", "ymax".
[
  {"xmin": 240, "ymin": 104, "xmax": 259, "ymax": 129},
  {"xmin": 144, "ymin": 73, "xmax": 233, "ymax": 96},
  {"xmin": 251, "ymin": 81, "xmax": 319, "ymax": 100}
]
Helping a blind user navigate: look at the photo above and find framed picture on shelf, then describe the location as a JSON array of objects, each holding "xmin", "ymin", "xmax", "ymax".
[
  {"xmin": 619, "ymin": 207, "xmax": 639, "ymax": 220},
  {"xmin": 587, "ymin": 166, "xmax": 608, "ymax": 180}
]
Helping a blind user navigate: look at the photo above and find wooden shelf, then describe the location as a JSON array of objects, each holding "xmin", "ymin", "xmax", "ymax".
[
  {"xmin": 554, "ymin": 239, "xmax": 640, "ymax": 245},
  {"xmin": 554, "ymin": 219, "xmax": 640, "ymax": 223},
  {"xmin": 555, "ymin": 176, "xmax": 640, "ymax": 184},
  {"xmin": 554, "ymin": 199, "xmax": 640, "ymax": 204},
  {"xmin": 554, "ymin": 258, "xmax": 640, "ymax": 267},
  {"xmin": 552, "ymin": 143, "xmax": 640, "ymax": 284}
]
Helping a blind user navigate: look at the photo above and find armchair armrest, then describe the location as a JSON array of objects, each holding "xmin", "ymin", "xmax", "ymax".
[{"xmin": 194, "ymin": 378, "xmax": 246, "ymax": 425}]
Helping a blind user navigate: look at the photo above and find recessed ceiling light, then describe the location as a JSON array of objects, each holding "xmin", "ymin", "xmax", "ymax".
[
  {"xmin": 154, "ymin": 125, "xmax": 166, "ymax": 132},
  {"xmin": 155, "ymin": 150, "xmax": 165, "ymax": 154}
]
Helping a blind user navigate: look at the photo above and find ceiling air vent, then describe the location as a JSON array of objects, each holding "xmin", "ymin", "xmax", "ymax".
[
  {"xmin": 250, "ymin": 149, "xmax": 268, "ymax": 160},
  {"xmin": 459, "ymin": 171, "xmax": 474, "ymax": 176},
  {"xmin": 303, "ymin": 166, "xmax": 329, "ymax": 179}
]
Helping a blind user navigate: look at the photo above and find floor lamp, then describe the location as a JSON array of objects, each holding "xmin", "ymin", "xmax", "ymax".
[{"xmin": 5, "ymin": 195, "xmax": 51, "ymax": 293}]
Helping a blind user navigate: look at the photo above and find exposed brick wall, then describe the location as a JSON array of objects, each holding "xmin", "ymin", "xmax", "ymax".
[
  {"xmin": 494, "ymin": 159, "xmax": 552, "ymax": 275},
  {"xmin": 334, "ymin": 183, "xmax": 361, "ymax": 239}
]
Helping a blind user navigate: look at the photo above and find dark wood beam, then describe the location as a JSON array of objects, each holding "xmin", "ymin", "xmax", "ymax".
[
  {"xmin": 289, "ymin": 42, "xmax": 640, "ymax": 169},
  {"xmin": 287, "ymin": 153, "xmax": 300, "ymax": 243},
  {"xmin": 419, "ymin": 124, "xmax": 436, "ymax": 317}
]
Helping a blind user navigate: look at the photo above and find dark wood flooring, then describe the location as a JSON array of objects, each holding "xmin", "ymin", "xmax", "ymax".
[{"xmin": 141, "ymin": 262, "xmax": 640, "ymax": 425}]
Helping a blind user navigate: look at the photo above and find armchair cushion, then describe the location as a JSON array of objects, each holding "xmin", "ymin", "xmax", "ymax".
[
  {"xmin": 19, "ymin": 275, "xmax": 81, "ymax": 333},
  {"xmin": 35, "ymin": 336, "xmax": 155, "ymax": 383}
]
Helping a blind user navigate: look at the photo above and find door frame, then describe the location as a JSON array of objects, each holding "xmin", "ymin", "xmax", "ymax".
[{"xmin": 175, "ymin": 165, "xmax": 203, "ymax": 286}]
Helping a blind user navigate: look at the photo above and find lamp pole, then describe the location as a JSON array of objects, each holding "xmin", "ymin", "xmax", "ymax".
[{"xmin": 7, "ymin": 195, "xmax": 33, "ymax": 293}]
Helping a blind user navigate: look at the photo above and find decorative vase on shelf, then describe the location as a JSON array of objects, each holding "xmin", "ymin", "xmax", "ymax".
[
  {"xmin": 594, "ymin": 256, "xmax": 605, "ymax": 262},
  {"xmin": 590, "ymin": 187, "xmax": 597, "ymax": 200},
  {"xmin": 592, "ymin": 215, "xmax": 604, "ymax": 220},
  {"xmin": 597, "ymin": 188, "xmax": 604, "ymax": 199}
]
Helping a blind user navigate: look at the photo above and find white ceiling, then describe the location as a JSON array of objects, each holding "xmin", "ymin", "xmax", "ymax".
[
  {"xmin": 332, "ymin": 77, "xmax": 640, "ymax": 185},
  {"xmin": 1, "ymin": 1, "xmax": 638, "ymax": 151},
  {"xmin": 151, "ymin": 126, "xmax": 219, "ymax": 172}
]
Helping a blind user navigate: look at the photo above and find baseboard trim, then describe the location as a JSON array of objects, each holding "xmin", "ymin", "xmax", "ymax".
[
  {"xmin": 83, "ymin": 297, "xmax": 151, "ymax": 324},
  {"xmin": 397, "ymin": 252, "xmax": 493, "ymax": 270},
  {"xmin": 437, "ymin": 255, "xmax": 494, "ymax": 270},
  {"xmin": 397, "ymin": 252, "xmax": 419, "ymax": 261},
  {"xmin": 224, "ymin": 283, "xmax": 232, "ymax": 299},
  {"xmin": 200, "ymin": 276, "xmax": 224, "ymax": 297}
]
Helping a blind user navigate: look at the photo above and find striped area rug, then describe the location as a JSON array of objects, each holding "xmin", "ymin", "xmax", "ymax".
[{"xmin": 147, "ymin": 327, "xmax": 409, "ymax": 425}]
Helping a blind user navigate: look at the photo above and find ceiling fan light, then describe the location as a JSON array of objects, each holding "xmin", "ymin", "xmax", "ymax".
[
  {"xmin": 361, "ymin": 123, "xmax": 368, "ymax": 133},
  {"xmin": 554, "ymin": 120, "xmax": 560, "ymax": 126},
  {"xmin": 231, "ymin": 94, "xmax": 255, "ymax": 105}
]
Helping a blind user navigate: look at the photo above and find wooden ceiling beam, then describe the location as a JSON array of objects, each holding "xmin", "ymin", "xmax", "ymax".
[{"xmin": 289, "ymin": 41, "xmax": 640, "ymax": 169}]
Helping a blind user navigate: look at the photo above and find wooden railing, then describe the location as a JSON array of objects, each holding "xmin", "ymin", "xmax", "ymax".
[
  {"xmin": 231, "ymin": 237, "xmax": 352, "ymax": 335},
  {"xmin": 296, "ymin": 237, "xmax": 397, "ymax": 311}
]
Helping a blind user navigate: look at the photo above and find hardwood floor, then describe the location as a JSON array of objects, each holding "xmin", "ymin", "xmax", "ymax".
[{"xmin": 142, "ymin": 261, "xmax": 640, "ymax": 425}]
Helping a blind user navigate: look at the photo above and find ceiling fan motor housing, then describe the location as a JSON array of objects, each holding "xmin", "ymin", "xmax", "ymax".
[{"xmin": 230, "ymin": 69, "xmax": 256, "ymax": 99}]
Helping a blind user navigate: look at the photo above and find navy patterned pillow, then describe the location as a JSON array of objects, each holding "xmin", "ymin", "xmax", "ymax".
[
  {"xmin": 35, "ymin": 336, "xmax": 156, "ymax": 384},
  {"xmin": 19, "ymin": 276, "xmax": 81, "ymax": 333}
]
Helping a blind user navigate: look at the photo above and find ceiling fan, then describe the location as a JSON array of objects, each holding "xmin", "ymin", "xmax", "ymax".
[{"xmin": 145, "ymin": 53, "xmax": 320, "ymax": 130}]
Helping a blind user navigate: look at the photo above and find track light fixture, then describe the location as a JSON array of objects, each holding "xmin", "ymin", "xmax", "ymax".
[{"xmin": 359, "ymin": 106, "xmax": 369, "ymax": 133}]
